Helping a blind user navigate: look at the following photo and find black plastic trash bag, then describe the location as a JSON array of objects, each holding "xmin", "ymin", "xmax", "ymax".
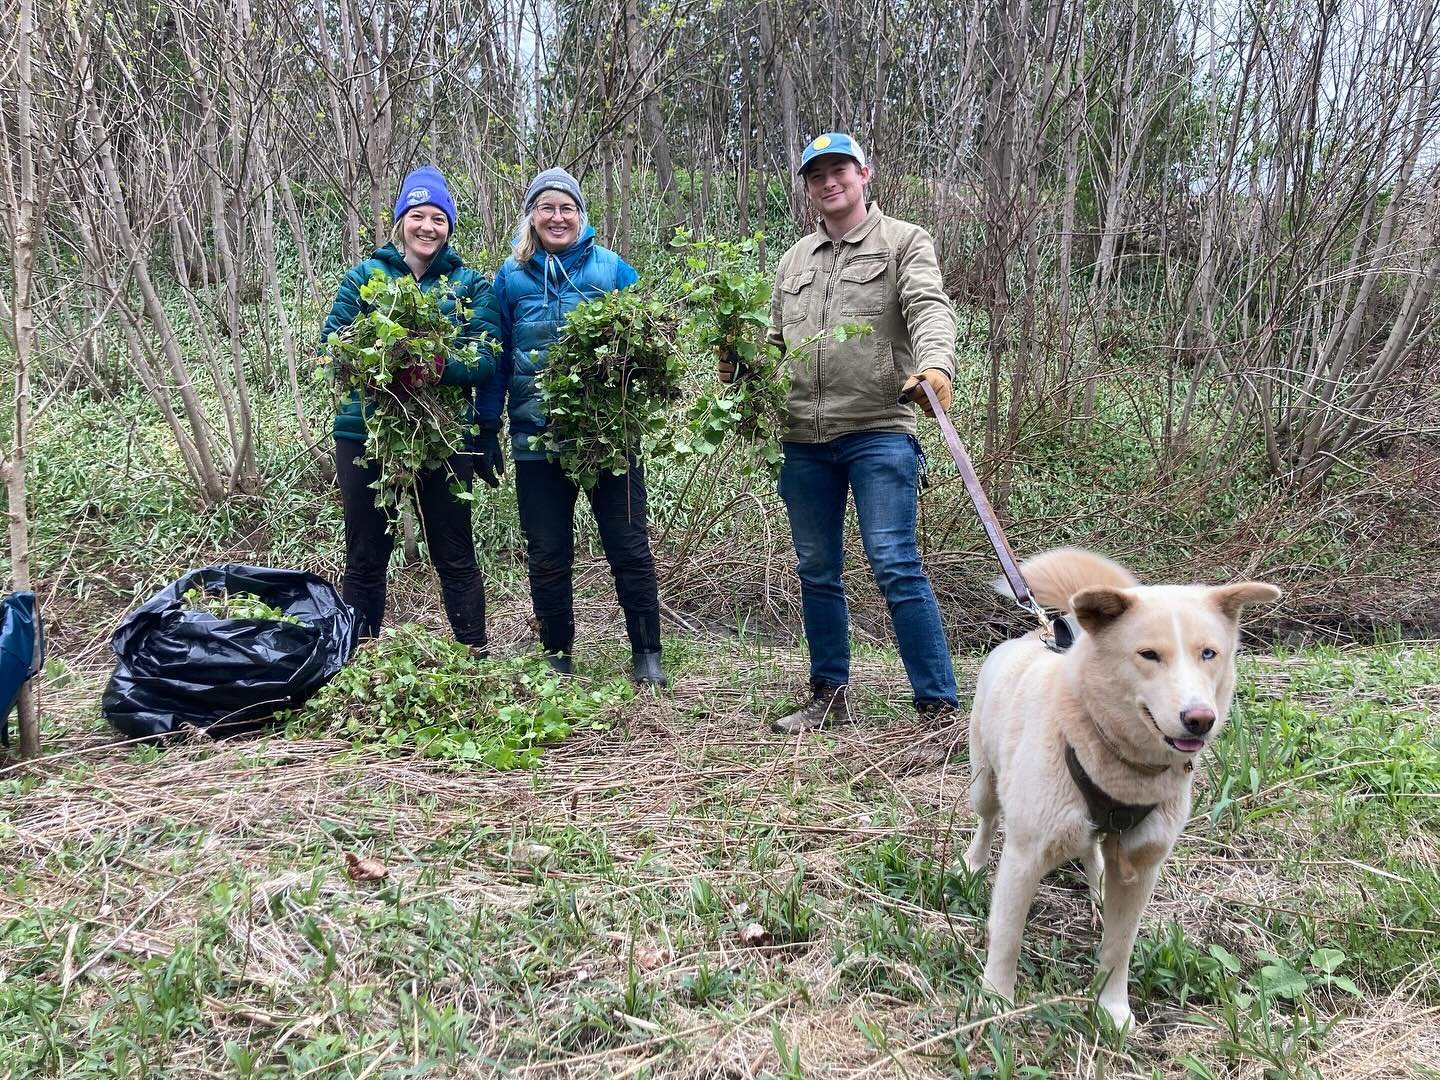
[
  {"xmin": 0, "ymin": 591, "xmax": 44, "ymax": 748},
  {"xmin": 103, "ymin": 565, "xmax": 359, "ymax": 740}
]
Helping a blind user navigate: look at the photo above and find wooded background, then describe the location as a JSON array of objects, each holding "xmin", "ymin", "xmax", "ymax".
[{"xmin": 6, "ymin": 0, "xmax": 1436, "ymax": 488}]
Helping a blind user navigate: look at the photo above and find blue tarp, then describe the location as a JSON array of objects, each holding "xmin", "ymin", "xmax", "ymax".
[{"xmin": 1, "ymin": 591, "xmax": 43, "ymax": 748}]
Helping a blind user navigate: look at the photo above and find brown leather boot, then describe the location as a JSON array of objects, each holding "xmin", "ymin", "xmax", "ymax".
[{"xmin": 771, "ymin": 682, "xmax": 851, "ymax": 734}]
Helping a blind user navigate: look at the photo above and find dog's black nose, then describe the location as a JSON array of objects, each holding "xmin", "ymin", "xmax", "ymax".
[{"xmin": 1181, "ymin": 707, "xmax": 1216, "ymax": 734}]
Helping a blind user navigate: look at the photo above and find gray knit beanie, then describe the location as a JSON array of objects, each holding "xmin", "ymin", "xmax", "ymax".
[{"xmin": 523, "ymin": 167, "xmax": 586, "ymax": 214}]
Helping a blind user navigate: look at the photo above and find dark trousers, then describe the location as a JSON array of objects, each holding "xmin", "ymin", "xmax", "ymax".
[
  {"xmin": 335, "ymin": 438, "xmax": 487, "ymax": 647},
  {"xmin": 514, "ymin": 457, "xmax": 660, "ymax": 654}
]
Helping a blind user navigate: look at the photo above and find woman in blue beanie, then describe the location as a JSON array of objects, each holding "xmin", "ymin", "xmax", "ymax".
[
  {"xmin": 320, "ymin": 166, "xmax": 504, "ymax": 651},
  {"xmin": 484, "ymin": 167, "xmax": 667, "ymax": 686}
]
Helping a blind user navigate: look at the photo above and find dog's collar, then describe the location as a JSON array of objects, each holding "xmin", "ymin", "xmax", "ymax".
[
  {"xmin": 1065, "ymin": 743, "xmax": 1160, "ymax": 835},
  {"xmin": 1085, "ymin": 714, "xmax": 1172, "ymax": 777}
]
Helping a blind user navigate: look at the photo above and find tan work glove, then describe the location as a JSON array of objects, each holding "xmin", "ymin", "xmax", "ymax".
[
  {"xmin": 717, "ymin": 348, "xmax": 748, "ymax": 384},
  {"xmin": 899, "ymin": 368, "xmax": 953, "ymax": 416}
]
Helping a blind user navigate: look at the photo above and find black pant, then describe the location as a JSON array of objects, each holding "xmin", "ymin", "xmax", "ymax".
[
  {"xmin": 514, "ymin": 456, "xmax": 660, "ymax": 653},
  {"xmin": 335, "ymin": 438, "xmax": 487, "ymax": 647}
]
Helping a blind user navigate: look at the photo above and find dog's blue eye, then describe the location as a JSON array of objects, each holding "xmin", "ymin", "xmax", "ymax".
[
  {"xmin": 1139, "ymin": 649, "xmax": 1161, "ymax": 662},
  {"xmin": 1201, "ymin": 648, "xmax": 1217, "ymax": 661}
]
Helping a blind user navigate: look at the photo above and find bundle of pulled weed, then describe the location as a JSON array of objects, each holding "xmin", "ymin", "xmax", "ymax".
[
  {"xmin": 533, "ymin": 287, "xmax": 682, "ymax": 488},
  {"xmin": 319, "ymin": 271, "xmax": 491, "ymax": 507}
]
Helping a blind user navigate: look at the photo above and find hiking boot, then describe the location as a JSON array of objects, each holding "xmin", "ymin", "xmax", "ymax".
[
  {"xmin": 771, "ymin": 682, "xmax": 851, "ymax": 734},
  {"xmin": 631, "ymin": 650, "xmax": 668, "ymax": 688},
  {"xmin": 544, "ymin": 651, "xmax": 573, "ymax": 675},
  {"xmin": 916, "ymin": 699, "xmax": 959, "ymax": 722}
]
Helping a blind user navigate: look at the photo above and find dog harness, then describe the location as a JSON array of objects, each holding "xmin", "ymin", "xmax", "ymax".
[{"xmin": 1065, "ymin": 743, "xmax": 1159, "ymax": 834}]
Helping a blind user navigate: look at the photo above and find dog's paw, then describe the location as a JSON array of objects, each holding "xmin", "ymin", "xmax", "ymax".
[
  {"xmin": 1100, "ymin": 999, "xmax": 1134, "ymax": 1035},
  {"xmin": 980, "ymin": 971, "xmax": 1015, "ymax": 1004}
]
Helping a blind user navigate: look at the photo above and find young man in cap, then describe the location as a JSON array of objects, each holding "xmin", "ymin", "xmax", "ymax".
[{"xmin": 723, "ymin": 132, "xmax": 959, "ymax": 732}]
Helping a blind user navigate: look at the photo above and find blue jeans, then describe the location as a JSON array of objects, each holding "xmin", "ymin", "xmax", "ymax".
[{"xmin": 778, "ymin": 432, "xmax": 957, "ymax": 708}]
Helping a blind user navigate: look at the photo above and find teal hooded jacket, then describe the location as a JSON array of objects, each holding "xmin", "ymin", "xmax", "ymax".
[{"xmin": 320, "ymin": 243, "xmax": 503, "ymax": 445}]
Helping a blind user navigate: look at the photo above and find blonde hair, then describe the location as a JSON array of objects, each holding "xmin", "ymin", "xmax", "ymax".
[{"xmin": 510, "ymin": 205, "xmax": 589, "ymax": 263}]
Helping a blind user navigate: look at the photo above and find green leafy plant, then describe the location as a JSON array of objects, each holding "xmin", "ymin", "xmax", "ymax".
[
  {"xmin": 770, "ymin": 1020, "xmax": 806, "ymax": 1079},
  {"xmin": 669, "ymin": 230, "xmax": 871, "ymax": 477},
  {"xmin": 319, "ymin": 271, "xmax": 496, "ymax": 507},
  {"xmin": 532, "ymin": 287, "xmax": 683, "ymax": 489},
  {"xmin": 1248, "ymin": 947, "xmax": 1363, "ymax": 1003},
  {"xmin": 182, "ymin": 586, "xmax": 299, "ymax": 624},
  {"xmin": 670, "ymin": 232, "xmax": 791, "ymax": 476},
  {"xmin": 284, "ymin": 623, "xmax": 630, "ymax": 767}
]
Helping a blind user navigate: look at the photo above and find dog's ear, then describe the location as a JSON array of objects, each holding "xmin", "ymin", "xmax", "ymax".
[
  {"xmin": 1211, "ymin": 582, "xmax": 1281, "ymax": 622},
  {"xmin": 1070, "ymin": 587, "xmax": 1134, "ymax": 635}
]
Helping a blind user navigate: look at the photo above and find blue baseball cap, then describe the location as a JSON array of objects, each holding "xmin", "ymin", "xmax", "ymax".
[{"xmin": 798, "ymin": 132, "xmax": 867, "ymax": 174}]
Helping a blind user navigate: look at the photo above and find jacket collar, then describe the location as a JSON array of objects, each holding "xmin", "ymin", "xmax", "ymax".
[
  {"xmin": 372, "ymin": 242, "xmax": 462, "ymax": 281},
  {"xmin": 804, "ymin": 203, "xmax": 883, "ymax": 256}
]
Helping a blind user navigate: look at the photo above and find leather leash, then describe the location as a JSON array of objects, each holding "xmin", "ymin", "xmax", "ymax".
[{"xmin": 905, "ymin": 379, "xmax": 1064, "ymax": 653}]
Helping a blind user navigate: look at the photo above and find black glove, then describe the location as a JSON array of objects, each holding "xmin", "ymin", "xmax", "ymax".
[{"xmin": 475, "ymin": 428, "xmax": 505, "ymax": 489}]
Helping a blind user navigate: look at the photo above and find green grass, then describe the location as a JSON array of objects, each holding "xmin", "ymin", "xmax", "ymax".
[{"xmin": 2, "ymin": 638, "xmax": 1437, "ymax": 1077}]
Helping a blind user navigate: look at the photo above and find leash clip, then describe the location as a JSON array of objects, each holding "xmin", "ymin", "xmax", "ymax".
[{"xmin": 1024, "ymin": 598, "xmax": 1071, "ymax": 654}]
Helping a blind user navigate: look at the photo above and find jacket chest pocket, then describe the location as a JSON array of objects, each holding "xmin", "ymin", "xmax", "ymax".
[
  {"xmin": 839, "ymin": 258, "xmax": 889, "ymax": 317},
  {"xmin": 780, "ymin": 268, "xmax": 816, "ymax": 325}
]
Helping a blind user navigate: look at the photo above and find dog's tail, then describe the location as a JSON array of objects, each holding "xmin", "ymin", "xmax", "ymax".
[{"xmin": 994, "ymin": 547, "xmax": 1140, "ymax": 613}]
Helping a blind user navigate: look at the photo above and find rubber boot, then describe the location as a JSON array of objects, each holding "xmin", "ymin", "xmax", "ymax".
[
  {"xmin": 539, "ymin": 615, "xmax": 574, "ymax": 675},
  {"xmin": 631, "ymin": 650, "xmax": 667, "ymax": 688},
  {"xmin": 625, "ymin": 609, "xmax": 667, "ymax": 688}
]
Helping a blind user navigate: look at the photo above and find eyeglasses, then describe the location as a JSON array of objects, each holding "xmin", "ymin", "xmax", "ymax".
[{"xmin": 534, "ymin": 204, "xmax": 579, "ymax": 219}]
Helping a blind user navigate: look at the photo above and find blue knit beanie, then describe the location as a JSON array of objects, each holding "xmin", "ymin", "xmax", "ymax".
[
  {"xmin": 394, "ymin": 166, "xmax": 457, "ymax": 231},
  {"xmin": 523, "ymin": 167, "xmax": 586, "ymax": 214}
]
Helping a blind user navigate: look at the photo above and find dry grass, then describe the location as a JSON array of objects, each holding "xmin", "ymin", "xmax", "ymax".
[{"xmin": 2, "ymin": 625, "xmax": 1437, "ymax": 1078}]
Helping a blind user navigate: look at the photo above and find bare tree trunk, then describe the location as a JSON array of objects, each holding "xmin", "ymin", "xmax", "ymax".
[
  {"xmin": 262, "ymin": 184, "xmax": 332, "ymax": 475},
  {"xmin": 632, "ymin": 0, "xmax": 677, "ymax": 225},
  {"xmin": 277, "ymin": 160, "xmax": 323, "ymax": 309},
  {"xmin": 979, "ymin": 0, "xmax": 1019, "ymax": 480},
  {"xmin": 3, "ymin": 0, "xmax": 42, "ymax": 758},
  {"xmin": 78, "ymin": 82, "xmax": 229, "ymax": 502},
  {"xmin": 179, "ymin": 32, "xmax": 260, "ymax": 493},
  {"xmin": 757, "ymin": 2, "xmax": 801, "ymax": 214},
  {"xmin": 316, "ymin": 0, "xmax": 362, "ymax": 262}
]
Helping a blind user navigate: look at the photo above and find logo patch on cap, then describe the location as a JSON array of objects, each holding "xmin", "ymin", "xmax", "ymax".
[
  {"xmin": 812, "ymin": 135, "xmax": 832, "ymax": 150},
  {"xmin": 406, "ymin": 188, "xmax": 431, "ymax": 205}
]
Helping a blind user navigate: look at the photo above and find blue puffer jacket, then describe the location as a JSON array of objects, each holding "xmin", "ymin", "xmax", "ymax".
[
  {"xmin": 320, "ymin": 243, "xmax": 503, "ymax": 446},
  {"xmin": 483, "ymin": 226, "xmax": 639, "ymax": 459}
]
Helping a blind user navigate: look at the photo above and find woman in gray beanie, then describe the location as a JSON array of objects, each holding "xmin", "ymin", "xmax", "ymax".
[{"xmin": 481, "ymin": 168, "xmax": 667, "ymax": 687}]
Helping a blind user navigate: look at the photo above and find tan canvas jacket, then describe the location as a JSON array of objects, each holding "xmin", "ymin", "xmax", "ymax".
[{"xmin": 767, "ymin": 204, "xmax": 956, "ymax": 443}]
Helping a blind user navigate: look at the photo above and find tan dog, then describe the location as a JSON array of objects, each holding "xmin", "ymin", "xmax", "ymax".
[{"xmin": 965, "ymin": 547, "xmax": 1280, "ymax": 1031}]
